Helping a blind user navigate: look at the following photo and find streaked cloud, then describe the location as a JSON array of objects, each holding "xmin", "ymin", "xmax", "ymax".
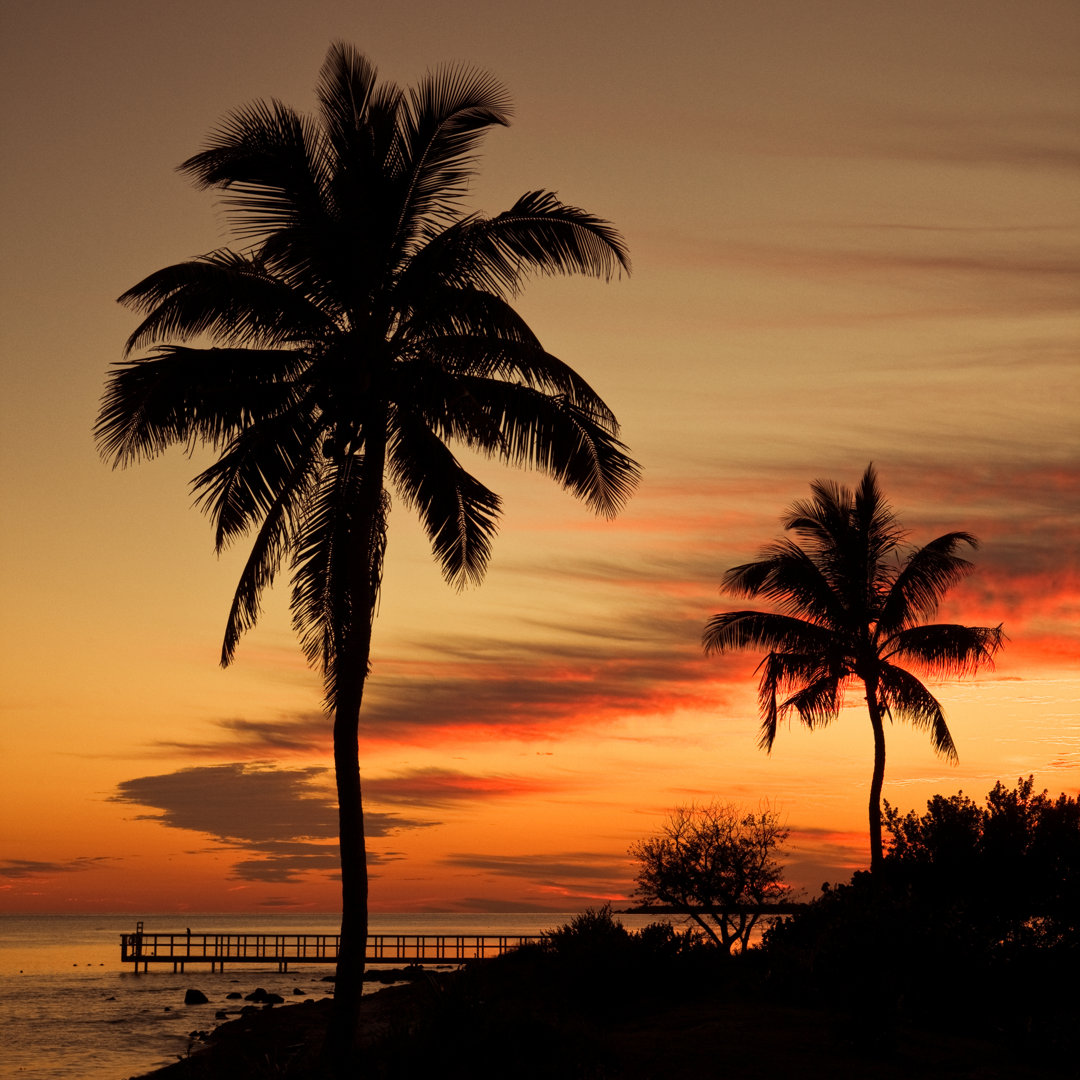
[
  {"xmin": 142, "ymin": 454, "xmax": 1076, "ymax": 769},
  {"xmin": 443, "ymin": 851, "xmax": 635, "ymax": 901},
  {"xmin": 0, "ymin": 857, "xmax": 112, "ymax": 880},
  {"xmin": 364, "ymin": 768, "xmax": 570, "ymax": 808}
]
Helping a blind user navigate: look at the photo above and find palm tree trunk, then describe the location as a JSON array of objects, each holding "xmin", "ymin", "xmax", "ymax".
[
  {"xmin": 324, "ymin": 419, "xmax": 389, "ymax": 1075},
  {"xmin": 325, "ymin": 666, "xmax": 370, "ymax": 1073},
  {"xmin": 865, "ymin": 680, "xmax": 887, "ymax": 873}
]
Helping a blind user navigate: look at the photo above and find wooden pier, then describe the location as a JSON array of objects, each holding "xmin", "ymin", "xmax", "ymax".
[{"xmin": 119, "ymin": 923, "xmax": 541, "ymax": 972}]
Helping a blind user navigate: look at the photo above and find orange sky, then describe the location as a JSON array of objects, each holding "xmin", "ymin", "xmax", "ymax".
[{"xmin": 1, "ymin": 0, "xmax": 1077, "ymax": 914}]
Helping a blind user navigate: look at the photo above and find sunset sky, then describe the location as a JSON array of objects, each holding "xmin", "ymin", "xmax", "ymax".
[{"xmin": 1, "ymin": 0, "xmax": 1077, "ymax": 915}]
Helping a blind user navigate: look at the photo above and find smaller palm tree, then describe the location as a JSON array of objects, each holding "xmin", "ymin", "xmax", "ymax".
[{"xmin": 703, "ymin": 464, "xmax": 1004, "ymax": 870}]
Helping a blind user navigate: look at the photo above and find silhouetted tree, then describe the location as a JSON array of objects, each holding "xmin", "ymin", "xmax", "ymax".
[
  {"xmin": 884, "ymin": 776, "xmax": 1080, "ymax": 947},
  {"xmin": 629, "ymin": 802, "xmax": 788, "ymax": 952},
  {"xmin": 96, "ymin": 42, "xmax": 639, "ymax": 1068},
  {"xmin": 703, "ymin": 464, "xmax": 1003, "ymax": 871}
]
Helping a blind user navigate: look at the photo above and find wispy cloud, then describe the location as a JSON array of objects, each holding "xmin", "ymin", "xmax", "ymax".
[
  {"xmin": 364, "ymin": 768, "xmax": 570, "ymax": 808},
  {"xmin": 140, "ymin": 459, "xmax": 1075, "ymax": 775},
  {"xmin": 443, "ymin": 851, "xmax": 635, "ymax": 902},
  {"xmin": 0, "ymin": 857, "xmax": 112, "ymax": 880}
]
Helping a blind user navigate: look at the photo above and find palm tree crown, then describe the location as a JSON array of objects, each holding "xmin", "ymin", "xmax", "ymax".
[
  {"xmin": 703, "ymin": 464, "xmax": 1003, "ymax": 870},
  {"xmin": 95, "ymin": 42, "xmax": 639, "ymax": 1066},
  {"xmin": 96, "ymin": 43, "xmax": 638, "ymax": 694}
]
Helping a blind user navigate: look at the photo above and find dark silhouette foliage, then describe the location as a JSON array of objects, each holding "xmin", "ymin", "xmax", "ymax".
[
  {"xmin": 763, "ymin": 778, "xmax": 1080, "ymax": 1069},
  {"xmin": 358, "ymin": 907, "xmax": 721, "ymax": 1077},
  {"xmin": 629, "ymin": 802, "xmax": 788, "ymax": 953},
  {"xmin": 883, "ymin": 775, "xmax": 1080, "ymax": 949},
  {"xmin": 703, "ymin": 463, "xmax": 1004, "ymax": 870}
]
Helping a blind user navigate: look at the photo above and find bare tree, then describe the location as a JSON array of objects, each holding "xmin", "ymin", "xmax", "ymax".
[{"xmin": 630, "ymin": 802, "xmax": 787, "ymax": 953}]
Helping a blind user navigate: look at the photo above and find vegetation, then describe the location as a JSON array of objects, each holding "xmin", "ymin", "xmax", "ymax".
[
  {"xmin": 883, "ymin": 775, "xmax": 1080, "ymax": 949},
  {"xmin": 629, "ymin": 802, "xmax": 788, "ymax": 952},
  {"xmin": 702, "ymin": 463, "xmax": 1004, "ymax": 869},
  {"xmin": 154, "ymin": 886, "xmax": 1072, "ymax": 1078},
  {"xmin": 763, "ymin": 778, "xmax": 1079, "ymax": 1069},
  {"xmin": 96, "ymin": 41, "xmax": 639, "ymax": 1068}
]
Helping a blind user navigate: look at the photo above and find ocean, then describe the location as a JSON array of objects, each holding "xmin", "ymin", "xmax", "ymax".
[{"xmin": 0, "ymin": 911, "xmax": 671, "ymax": 1079}]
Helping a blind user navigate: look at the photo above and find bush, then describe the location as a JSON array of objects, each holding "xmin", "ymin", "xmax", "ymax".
[{"xmin": 762, "ymin": 779, "xmax": 1080, "ymax": 1068}]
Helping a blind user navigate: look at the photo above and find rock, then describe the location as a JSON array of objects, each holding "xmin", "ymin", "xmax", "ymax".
[
  {"xmin": 293, "ymin": 987, "xmax": 304, "ymax": 995},
  {"xmin": 244, "ymin": 987, "xmax": 269, "ymax": 1002},
  {"xmin": 215, "ymin": 1010, "xmax": 229, "ymax": 1019},
  {"xmin": 184, "ymin": 989, "xmax": 209, "ymax": 1005},
  {"xmin": 225, "ymin": 991, "xmax": 242, "ymax": 999},
  {"xmin": 263, "ymin": 993, "xmax": 285, "ymax": 1005}
]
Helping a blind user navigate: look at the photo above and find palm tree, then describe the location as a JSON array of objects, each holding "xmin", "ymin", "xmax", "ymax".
[
  {"xmin": 702, "ymin": 464, "xmax": 1003, "ymax": 872},
  {"xmin": 96, "ymin": 43, "xmax": 639, "ymax": 1065}
]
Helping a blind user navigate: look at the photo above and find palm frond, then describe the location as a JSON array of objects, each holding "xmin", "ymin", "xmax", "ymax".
[
  {"xmin": 393, "ymin": 280, "xmax": 542, "ymax": 346},
  {"xmin": 190, "ymin": 407, "xmax": 319, "ymax": 550},
  {"xmin": 179, "ymin": 99, "xmax": 332, "ymax": 245},
  {"xmin": 878, "ymin": 532, "xmax": 978, "ymax": 634},
  {"xmin": 314, "ymin": 42, "xmax": 380, "ymax": 159},
  {"xmin": 780, "ymin": 671, "xmax": 844, "ymax": 730},
  {"xmin": 463, "ymin": 191, "xmax": 630, "ymax": 292},
  {"xmin": 783, "ymin": 477, "xmax": 852, "ymax": 549},
  {"xmin": 390, "ymin": 63, "xmax": 511, "ymax": 245},
  {"xmin": 289, "ymin": 458, "xmax": 362, "ymax": 675},
  {"xmin": 119, "ymin": 250, "xmax": 334, "ymax": 354},
  {"xmin": 702, "ymin": 610, "xmax": 832, "ymax": 657},
  {"xmin": 95, "ymin": 345, "xmax": 305, "ymax": 465},
  {"xmin": 720, "ymin": 541, "xmax": 842, "ymax": 625},
  {"xmin": 877, "ymin": 662, "xmax": 958, "ymax": 762},
  {"xmin": 450, "ymin": 379, "xmax": 639, "ymax": 517},
  {"xmin": 400, "ymin": 331, "xmax": 618, "ymax": 429},
  {"xmin": 886, "ymin": 622, "xmax": 1005, "ymax": 677},
  {"xmin": 754, "ymin": 653, "xmax": 841, "ymax": 751},
  {"xmin": 220, "ymin": 457, "xmax": 317, "ymax": 666},
  {"xmin": 852, "ymin": 462, "xmax": 904, "ymax": 569},
  {"xmin": 387, "ymin": 411, "xmax": 501, "ymax": 585}
]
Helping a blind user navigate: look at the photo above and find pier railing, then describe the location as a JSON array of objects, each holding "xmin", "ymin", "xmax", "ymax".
[{"xmin": 119, "ymin": 928, "xmax": 541, "ymax": 972}]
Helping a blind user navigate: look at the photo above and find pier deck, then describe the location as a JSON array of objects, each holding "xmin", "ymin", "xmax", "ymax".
[{"xmin": 120, "ymin": 926, "xmax": 541, "ymax": 972}]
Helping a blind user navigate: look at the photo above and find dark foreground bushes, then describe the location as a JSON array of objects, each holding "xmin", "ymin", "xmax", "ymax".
[
  {"xmin": 762, "ymin": 778, "xmax": 1080, "ymax": 1071},
  {"xmin": 365, "ymin": 907, "xmax": 723, "ymax": 1079}
]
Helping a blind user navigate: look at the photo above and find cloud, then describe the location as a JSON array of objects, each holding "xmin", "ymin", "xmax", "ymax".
[
  {"xmin": 142, "ymin": 456, "xmax": 1076, "ymax": 770},
  {"xmin": 446, "ymin": 896, "xmax": 577, "ymax": 914},
  {"xmin": 156, "ymin": 597, "xmax": 723, "ymax": 758},
  {"xmin": 750, "ymin": 104, "xmax": 1080, "ymax": 175},
  {"xmin": 364, "ymin": 768, "xmax": 570, "ymax": 809},
  {"xmin": 111, "ymin": 763, "xmax": 338, "ymax": 843},
  {"xmin": 156, "ymin": 715, "xmax": 333, "ymax": 758},
  {"xmin": 444, "ymin": 851, "xmax": 633, "ymax": 891},
  {"xmin": 0, "ymin": 857, "xmax": 111, "ymax": 879},
  {"xmin": 110, "ymin": 763, "xmax": 436, "ymax": 882},
  {"xmin": 710, "ymin": 237, "xmax": 1079, "ymax": 323}
]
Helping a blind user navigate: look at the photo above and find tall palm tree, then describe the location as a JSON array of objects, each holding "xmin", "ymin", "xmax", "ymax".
[
  {"xmin": 702, "ymin": 464, "xmax": 1003, "ymax": 872},
  {"xmin": 96, "ymin": 43, "xmax": 639, "ymax": 1064}
]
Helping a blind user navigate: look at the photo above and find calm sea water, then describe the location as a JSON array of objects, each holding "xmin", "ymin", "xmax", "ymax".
[{"xmin": 0, "ymin": 912, "xmax": 669, "ymax": 1079}]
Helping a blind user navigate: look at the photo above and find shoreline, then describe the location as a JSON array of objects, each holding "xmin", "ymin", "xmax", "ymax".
[
  {"xmin": 132, "ymin": 981, "xmax": 427, "ymax": 1079},
  {"xmin": 131, "ymin": 965, "xmax": 1064, "ymax": 1080}
]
